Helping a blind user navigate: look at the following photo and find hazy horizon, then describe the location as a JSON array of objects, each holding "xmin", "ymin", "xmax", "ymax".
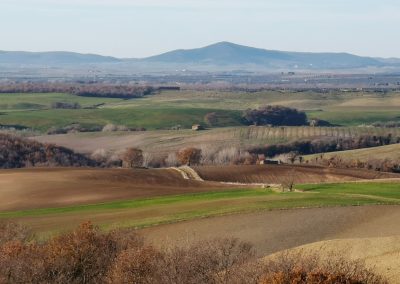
[{"xmin": 1, "ymin": 0, "xmax": 399, "ymax": 58}]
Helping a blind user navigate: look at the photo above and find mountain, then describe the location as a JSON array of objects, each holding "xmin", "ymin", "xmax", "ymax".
[
  {"xmin": 142, "ymin": 42, "xmax": 385, "ymax": 70},
  {"xmin": 0, "ymin": 42, "xmax": 399, "ymax": 71},
  {"xmin": 0, "ymin": 51, "xmax": 120, "ymax": 65}
]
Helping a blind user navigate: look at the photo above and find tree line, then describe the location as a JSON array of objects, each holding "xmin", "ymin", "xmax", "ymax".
[
  {"xmin": 0, "ymin": 83, "xmax": 155, "ymax": 99},
  {"xmin": 248, "ymin": 134, "xmax": 399, "ymax": 158}
]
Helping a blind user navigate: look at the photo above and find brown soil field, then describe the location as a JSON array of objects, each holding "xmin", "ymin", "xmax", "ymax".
[
  {"xmin": 141, "ymin": 205, "xmax": 400, "ymax": 257},
  {"xmin": 193, "ymin": 164, "xmax": 400, "ymax": 184},
  {"xmin": 270, "ymin": 236, "xmax": 400, "ymax": 283},
  {"xmin": 0, "ymin": 168, "xmax": 231, "ymax": 211},
  {"xmin": 1, "ymin": 165, "xmax": 397, "ymax": 212}
]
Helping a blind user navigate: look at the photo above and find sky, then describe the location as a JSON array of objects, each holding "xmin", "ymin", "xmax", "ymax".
[{"xmin": 1, "ymin": 0, "xmax": 399, "ymax": 58}]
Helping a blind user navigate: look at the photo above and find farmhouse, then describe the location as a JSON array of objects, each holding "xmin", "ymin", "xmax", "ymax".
[{"xmin": 192, "ymin": 124, "xmax": 205, "ymax": 131}]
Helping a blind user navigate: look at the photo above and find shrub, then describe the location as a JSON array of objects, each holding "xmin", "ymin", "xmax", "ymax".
[
  {"xmin": 0, "ymin": 221, "xmax": 34, "ymax": 245},
  {"xmin": 102, "ymin": 124, "xmax": 130, "ymax": 132},
  {"xmin": 204, "ymin": 112, "xmax": 219, "ymax": 127},
  {"xmin": 51, "ymin": 102, "xmax": 81, "ymax": 109},
  {"xmin": 176, "ymin": 148, "xmax": 202, "ymax": 166},
  {"xmin": 121, "ymin": 148, "xmax": 144, "ymax": 168},
  {"xmin": 260, "ymin": 249, "xmax": 385, "ymax": 284}
]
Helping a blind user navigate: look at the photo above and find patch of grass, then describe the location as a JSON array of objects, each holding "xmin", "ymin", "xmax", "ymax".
[
  {"xmin": 297, "ymin": 182, "xmax": 400, "ymax": 199},
  {"xmin": 0, "ymin": 189, "xmax": 272, "ymax": 219},
  {"xmin": 2, "ymin": 183, "xmax": 400, "ymax": 235},
  {"xmin": 0, "ymin": 93, "xmax": 122, "ymax": 110},
  {"xmin": 0, "ymin": 107, "xmax": 243, "ymax": 131}
]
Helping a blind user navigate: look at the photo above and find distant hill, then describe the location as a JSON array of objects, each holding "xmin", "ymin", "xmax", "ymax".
[
  {"xmin": 1, "ymin": 42, "xmax": 399, "ymax": 71},
  {"xmin": 142, "ymin": 42, "xmax": 385, "ymax": 70},
  {"xmin": 0, "ymin": 51, "xmax": 120, "ymax": 65}
]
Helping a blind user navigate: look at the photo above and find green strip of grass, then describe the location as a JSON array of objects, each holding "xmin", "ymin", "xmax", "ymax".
[
  {"xmin": 0, "ymin": 189, "xmax": 272, "ymax": 219},
  {"xmin": 297, "ymin": 183, "xmax": 400, "ymax": 199}
]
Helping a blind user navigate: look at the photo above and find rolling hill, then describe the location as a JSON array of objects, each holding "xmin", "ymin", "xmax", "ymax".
[{"xmin": 143, "ymin": 41, "xmax": 385, "ymax": 69}]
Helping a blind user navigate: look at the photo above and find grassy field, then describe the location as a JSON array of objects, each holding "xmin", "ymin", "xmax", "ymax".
[
  {"xmin": 1, "ymin": 90, "xmax": 400, "ymax": 131},
  {"xmin": 2, "ymin": 181, "xmax": 400, "ymax": 236},
  {"xmin": 0, "ymin": 107, "xmax": 242, "ymax": 131},
  {"xmin": 0, "ymin": 92, "xmax": 123, "ymax": 110}
]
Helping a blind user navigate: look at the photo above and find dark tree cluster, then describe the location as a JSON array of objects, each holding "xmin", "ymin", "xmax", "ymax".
[
  {"xmin": 72, "ymin": 85, "xmax": 155, "ymax": 99},
  {"xmin": 0, "ymin": 83, "xmax": 155, "ymax": 99},
  {"xmin": 249, "ymin": 134, "xmax": 400, "ymax": 158},
  {"xmin": 51, "ymin": 102, "xmax": 81, "ymax": 109},
  {"xmin": 242, "ymin": 105, "xmax": 308, "ymax": 126},
  {"xmin": 0, "ymin": 134, "xmax": 97, "ymax": 168}
]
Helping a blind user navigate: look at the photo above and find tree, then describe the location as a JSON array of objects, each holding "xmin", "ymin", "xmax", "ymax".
[
  {"xmin": 122, "ymin": 148, "xmax": 143, "ymax": 168},
  {"xmin": 176, "ymin": 148, "xmax": 202, "ymax": 166},
  {"xmin": 204, "ymin": 112, "xmax": 218, "ymax": 127},
  {"xmin": 242, "ymin": 105, "xmax": 307, "ymax": 126}
]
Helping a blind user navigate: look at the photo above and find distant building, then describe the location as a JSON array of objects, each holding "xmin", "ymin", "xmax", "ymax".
[
  {"xmin": 157, "ymin": 86, "xmax": 181, "ymax": 91},
  {"xmin": 192, "ymin": 124, "xmax": 204, "ymax": 131},
  {"xmin": 259, "ymin": 159, "xmax": 281, "ymax": 165}
]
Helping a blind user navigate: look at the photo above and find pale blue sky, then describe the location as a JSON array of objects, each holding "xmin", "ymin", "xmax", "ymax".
[{"xmin": 1, "ymin": 0, "xmax": 399, "ymax": 58}]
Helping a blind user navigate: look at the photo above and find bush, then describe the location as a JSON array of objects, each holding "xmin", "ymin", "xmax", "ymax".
[
  {"xmin": 176, "ymin": 148, "xmax": 202, "ymax": 166},
  {"xmin": 102, "ymin": 124, "xmax": 130, "ymax": 132},
  {"xmin": 51, "ymin": 102, "xmax": 81, "ymax": 109},
  {"xmin": 0, "ymin": 221, "xmax": 34, "ymax": 245},
  {"xmin": 121, "ymin": 148, "xmax": 144, "ymax": 168},
  {"xmin": 260, "ymin": 249, "xmax": 385, "ymax": 284}
]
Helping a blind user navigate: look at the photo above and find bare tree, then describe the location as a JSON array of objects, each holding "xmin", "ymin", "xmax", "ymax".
[{"xmin": 121, "ymin": 148, "xmax": 144, "ymax": 168}]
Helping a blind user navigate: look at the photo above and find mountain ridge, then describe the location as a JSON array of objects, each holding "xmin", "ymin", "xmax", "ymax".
[{"xmin": 1, "ymin": 42, "xmax": 398, "ymax": 71}]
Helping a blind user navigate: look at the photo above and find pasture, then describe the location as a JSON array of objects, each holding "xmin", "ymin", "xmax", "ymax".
[{"xmin": 1, "ymin": 90, "xmax": 400, "ymax": 132}]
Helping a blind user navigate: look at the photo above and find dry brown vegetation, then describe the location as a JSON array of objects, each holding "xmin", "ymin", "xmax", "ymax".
[
  {"xmin": 0, "ymin": 221, "xmax": 385, "ymax": 284},
  {"xmin": 0, "ymin": 133, "xmax": 96, "ymax": 169},
  {"xmin": 260, "ymin": 250, "xmax": 385, "ymax": 284}
]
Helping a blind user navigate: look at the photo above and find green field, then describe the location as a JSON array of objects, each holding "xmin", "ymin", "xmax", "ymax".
[
  {"xmin": 0, "ymin": 106, "xmax": 242, "ymax": 131},
  {"xmin": 1, "ymin": 90, "xmax": 400, "ymax": 132},
  {"xmin": 2, "ymin": 182, "xmax": 400, "ymax": 236}
]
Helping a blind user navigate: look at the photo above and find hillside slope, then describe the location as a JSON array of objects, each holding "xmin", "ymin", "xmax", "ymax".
[{"xmin": 304, "ymin": 143, "xmax": 400, "ymax": 162}]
